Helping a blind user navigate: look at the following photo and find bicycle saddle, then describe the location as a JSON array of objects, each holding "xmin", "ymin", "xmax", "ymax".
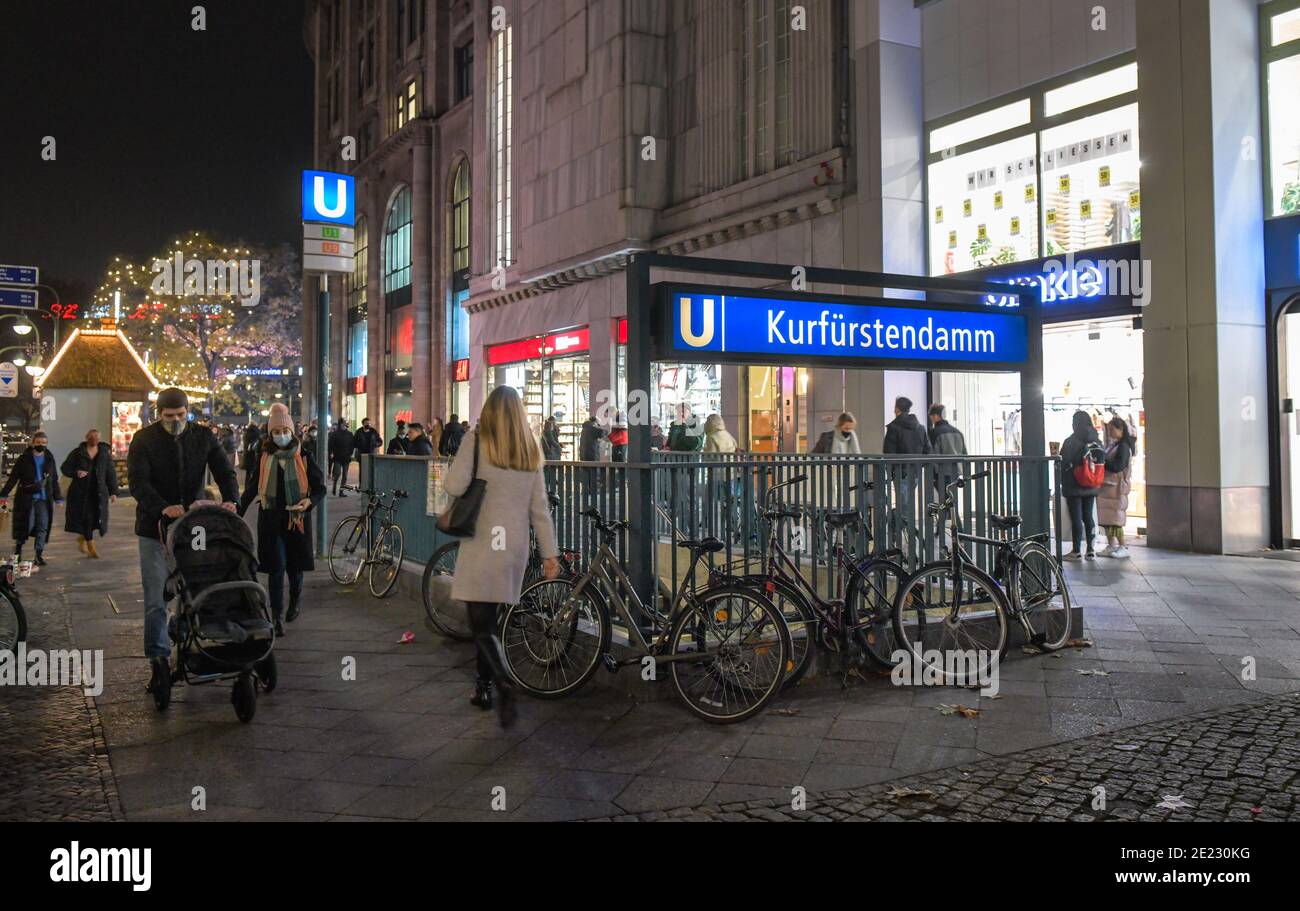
[
  {"xmin": 823, "ymin": 510, "xmax": 861, "ymax": 528},
  {"xmin": 989, "ymin": 514, "xmax": 1021, "ymax": 530},
  {"xmin": 677, "ymin": 537, "xmax": 725, "ymax": 554}
]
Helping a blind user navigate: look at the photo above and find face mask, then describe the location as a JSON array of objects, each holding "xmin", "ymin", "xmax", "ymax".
[
  {"xmin": 32, "ymin": 445, "xmax": 45, "ymax": 453},
  {"xmin": 163, "ymin": 418, "xmax": 187, "ymax": 436},
  {"xmin": 273, "ymin": 432, "xmax": 293, "ymax": 448},
  {"xmin": 399, "ymin": 431, "xmax": 408, "ymax": 438},
  {"xmin": 308, "ymin": 429, "xmax": 318, "ymax": 438}
]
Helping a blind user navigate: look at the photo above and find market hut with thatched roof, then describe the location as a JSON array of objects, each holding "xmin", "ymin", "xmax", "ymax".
[{"xmin": 33, "ymin": 326, "xmax": 206, "ymax": 487}]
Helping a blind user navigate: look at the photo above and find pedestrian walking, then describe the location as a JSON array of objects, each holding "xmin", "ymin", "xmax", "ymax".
[
  {"xmin": 439, "ymin": 414, "xmax": 465, "ymax": 456},
  {"xmin": 387, "ymin": 420, "xmax": 410, "ymax": 455},
  {"xmin": 667, "ymin": 403, "xmax": 703, "ymax": 451},
  {"xmin": 540, "ymin": 417, "xmax": 563, "ymax": 461},
  {"xmin": 61, "ymin": 428, "xmax": 118, "ymax": 558},
  {"xmin": 239, "ymin": 404, "xmax": 326, "ymax": 636},
  {"xmin": 1097, "ymin": 416, "xmax": 1137, "ymax": 559},
  {"xmin": 703, "ymin": 413, "xmax": 737, "ymax": 453},
  {"xmin": 444, "ymin": 385, "xmax": 559, "ymax": 728},
  {"xmin": 353, "ymin": 416, "xmax": 382, "ymax": 460},
  {"xmin": 0, "ymin": 430, "xmax": 63, "ymax": 566},
  {"xmin": 882, "ymin": 398, "xmax": 930, "ymax": 555},
  {"xmin": 406, "ymin": 422, "xmax": 435, "ymax": 456},
  {"xmin": 127, "ymin": 388, "xmax": 239, "ymax": 695},
  {"xmin": 927, "ymin": 404, "xmax": 967, "ymax": 455},
  {"xmin": 328, "ymin": 419, "xmax": 354, "ymax": 495},
  {"xmin": 1059, "ymin": 410, "xmax": 1106, "ymax": 560}
]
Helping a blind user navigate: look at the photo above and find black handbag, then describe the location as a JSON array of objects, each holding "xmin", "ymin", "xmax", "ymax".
[{"xmin": 437, "ymin": 434, "xmax": 485, "ymax": 538}]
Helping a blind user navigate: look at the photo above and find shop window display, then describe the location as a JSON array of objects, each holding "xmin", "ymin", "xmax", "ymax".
[
  {"xmin": 928, "ymin": 134, "xmax": 1039, "ymax": 275},
  {"xmin": 1039, "ymin": 104, "xmax": 1140, "ymax": 255},
  {"xmin": 1267, "ymin": 53, "xmax": 1300, "ymax": 216},
  {"xmin": 653, "ymin": 363, "xmax": 721, "ymax": 439}
]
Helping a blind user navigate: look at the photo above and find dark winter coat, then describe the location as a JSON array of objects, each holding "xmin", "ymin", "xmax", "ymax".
[
  {"xmin": 386, "ymin": 435, "xmax": 409, "ymax": 455},
  {"xmin": 1059, "ymin": 413, "xmax": 1105, "ymax": 498},
  {"xmin": 438, "ymin": 422, "xmax": 465, "ymax": 456},
  {"xmin": 353, "ymin": 425, "xmax": 382, "ymax": 458},
  {"xmin": 883, "ymin": 413, "xmax": 932, "ymax": 456},
  {"xmin": 406, "ymin": 434, "xmax": 434, "ymax": 456},
  {"xmin": 328, "ymin": 427, "xmax": 355, "ymax": 464},
  {"xmin": 241, "ymin": 426, "xmax": 261, "ymax": 471},
  {"xmin": 127, "ymin": 421, "xmax": 240, "ymax": 539},
  {"xmin": 1, "ymin": 447, "xmax": 63, "ymax": 542},
  {"xmin": 541, "ymin": 427, "xmax": 563, "ymax": 460},
  {"xmin": 579, "ymin": 419, "xmax": 605, "ymax": 461},
  {"xmin": 61, "ymin": 443, "xmax": 119, "ymax": 537},
  {"xmin": 238, "ymin": 443, "xmax": 326, "ymax": 574},
  {"xmin": 929, "ymin": 420, "xmax": 968, "ymax": 456}
]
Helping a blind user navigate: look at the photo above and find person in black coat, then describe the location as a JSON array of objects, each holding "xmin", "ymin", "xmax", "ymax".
[
  {"xmin": 881, "ymin": 397, "xmax": 930, "ymax": 556},
  {"xmin": 239, "ymin": 406, "xmax": 326, "ymax": 635},
  {"xmin": 883, "ymin": 397, "xmax": 933, "ymax": 455},
  {"xmin": 1058, "ymin": 410, "xmax": 1105, "ymax": 560},
  {"xmin": 439, "ymin": 414, "xmax": 465, "ymax": 456},
  {"xmin": 387, "ymin": 420, "xmax": 410, "ymax": 455},
  {"xmin": 352, "ymin": 417, "xmax": 383, "ymax": 460},
  {"xmin": 61, "ymin": 428, "xmax": 119, "ymax": 558},
  {"xmin": 405, "ymin": 423, "xmax": 435, "ymax": 456},
  {"xmin": 128, "ymin": 388, "xmax": 240, "ymax": 690},
  {"xmin": 328, "ymin": 419, "xmax": 355, "ymax": 495},
  {"xmin": 0, "ymin": 430, "xmax": 63, "ymax": 565}
]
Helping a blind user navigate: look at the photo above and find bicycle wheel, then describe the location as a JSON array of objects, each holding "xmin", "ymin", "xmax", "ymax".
[
  {"xmin": 739, "ymin": 574, "xmax": 816, "ymax": 689},
  {"xmin": 0, "ymin": 588, "xmax": 26, "ymax": 653},
  {"xmin": 1009, "ymin": 541, "xmax": 1072, "ymax": 651},
  {"xmin": 501, "ymin": 579, "xmax": 610, "ymax": 698},
  {"xmin": 422, "ymin": 541, "xmax": 471, "ymax": 640},
  {"xmin": 846, "ymin": 558, "xmax": 907, "ymax": 669},
  {"xmin": 328, "ymin": 516, "xmax": 366, "ymax": 584},
  {"xmin": 368, "ymin": 523, "xmax": 405, "ymax": 598},
  {"xmin": 667, "ymin": 585, "xmax": 789, "ymax": 724},
  {"xmin": 892, "ymin": 562, "xmax": 1009, "ymax": 684}
]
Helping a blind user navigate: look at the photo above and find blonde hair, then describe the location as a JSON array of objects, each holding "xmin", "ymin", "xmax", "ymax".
[{"xmin": 479, "ymin": 386, "xmax": 542, "ymax": 472}]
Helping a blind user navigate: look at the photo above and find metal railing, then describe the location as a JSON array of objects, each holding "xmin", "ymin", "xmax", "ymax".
[{"xmin": 365, "ymin": 451, "xmax": 1063, "ymax": 618}]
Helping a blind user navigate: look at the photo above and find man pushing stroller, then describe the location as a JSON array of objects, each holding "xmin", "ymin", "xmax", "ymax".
[{"xmin": 127, "ymin": 388, "xmax": 240, "ymax": 696}]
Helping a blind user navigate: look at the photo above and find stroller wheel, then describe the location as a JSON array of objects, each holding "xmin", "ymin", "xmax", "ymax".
[
  {"xmin": 256, "ymin": 652, "xmax": 278, "ymax": 694},
  {"xmin": 232, "ymin": 673, "xmax": 257, "ymax": 723},
  {"xmin": 150, "ymin": 658, "xmax": 171, "ymax": 712}
]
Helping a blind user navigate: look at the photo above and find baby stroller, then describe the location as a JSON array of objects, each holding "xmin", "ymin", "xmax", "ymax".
[{"xmin": 153, "ymin": 505, "xmax": 276, "ymax": 723}]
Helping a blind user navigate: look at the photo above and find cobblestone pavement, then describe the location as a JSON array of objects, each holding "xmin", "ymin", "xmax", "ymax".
[
  {"xmin": 589, "ymin": 695, "xmax": 1300, "ymax": 821},
  {"xmin": 6, "ymin": 484, "xmax": 1300, "ymax": 822},
  {"xmin": 0, "ymin": 551, "xmax": 123, "ymax": 821}
]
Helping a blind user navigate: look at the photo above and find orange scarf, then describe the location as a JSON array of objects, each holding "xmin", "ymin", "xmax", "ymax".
[{"xmin": 258, "ymin": 445, "xmax": 310, "ymax": 532}]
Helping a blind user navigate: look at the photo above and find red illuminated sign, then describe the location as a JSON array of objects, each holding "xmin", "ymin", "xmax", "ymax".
[
  {"xmin": 486, "ymin": 327, "xmax": 590, "ymax": 366},
  {"xmin": 349, "ymin": 376, "xmax": 366, "ymax": 395},
  {"xmin": 453, "ymin": 358, "xmax": 470, "ymax": 382},
  {"xmin": 616, "ymin": 318, "xmax": 628, "ymax": 345}
]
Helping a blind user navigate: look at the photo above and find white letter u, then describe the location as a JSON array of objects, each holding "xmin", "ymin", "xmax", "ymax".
[
  {"xmin": 680, "ymin": 297, "xmax": 715, "ymax": 347},
  {"xmin": 313, "ymin": 176, "xmax": 348, "ymax": 218}
]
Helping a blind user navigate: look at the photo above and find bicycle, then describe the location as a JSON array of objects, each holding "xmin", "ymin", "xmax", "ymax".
[
  {"xmin": 501, "ymin": 507, "xmax": 790, "ymax": 724},
  {"xmin": 892, "ymin": 471, "xmax": 1072, "ymax": 681},
  {"xmin": 422, "ymin": 494, "xmax": 579, "ymax": 640},
  {"xmin": 736, "ymin": 475, "xmax": 910, "ymax": 688},
  {"xmin": 0, "ymin": 561, "xmax": 28, "ymax": 653},
  {"xmin": 327, "ymin": 486, "xmax": 408, "ymax": 597}
]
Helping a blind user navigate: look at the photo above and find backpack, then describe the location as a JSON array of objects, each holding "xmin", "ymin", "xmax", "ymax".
[{"xmin": 1072, "ymin": 442, "xmax": 1106, "ymax": 489}]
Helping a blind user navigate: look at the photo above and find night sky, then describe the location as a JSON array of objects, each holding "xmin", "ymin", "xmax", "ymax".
[{"xmin": 0, "ymin": 0, "xmax": 314, "ymax": 298}]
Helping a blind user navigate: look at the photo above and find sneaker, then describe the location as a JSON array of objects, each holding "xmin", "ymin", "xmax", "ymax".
[
  {"xmin": 1097, "ymin": 544, "xmax": 1117, "ymax": 558},
  {"xmin": 1111, "ymin": 545, "xmax": 1131, "ymax": 559},
  {"xmin": 1084, "ymin": 550, "xmax": 1097, "ymax": 560}
]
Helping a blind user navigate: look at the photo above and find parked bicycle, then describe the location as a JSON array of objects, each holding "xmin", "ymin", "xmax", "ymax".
[
  {"xmin": 0, "ymin": 561, "xmax": 28, "ymax": 653},
  {"xmin": 327, "ymin": 486, "xmax": 408, "ymax": 597},
  {"xmin": 892, "ymin": 471, "xmax": 1072, "ymax": 681},
  {"xmin": 735, "ymin": 475, "xmax": 910, "ymax": 688},
  {"xmin": 422, "ymin": 494, "xmax": 579, "ymax": 640},
  {"xmin": 501, "ymin": 507, "xmax": 790, "ymax": 723}
]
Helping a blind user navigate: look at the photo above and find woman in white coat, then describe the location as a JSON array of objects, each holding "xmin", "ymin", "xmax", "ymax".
[
  {"xmin": 1097, "ymin": 416, "xmax": 1136, "ymax": 559},
  {"xmin": 444, "ymin": 386, "xmax": 560, "ymax": 727}
]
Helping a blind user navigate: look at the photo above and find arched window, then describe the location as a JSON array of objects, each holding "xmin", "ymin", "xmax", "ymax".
[
  {"xmin": 383, "ymin": 186, "xmax": 412, "ymax": 298},
  {"xmin": 346, "ymin": 216, "xmax": 368, "ymax": 313},
  {"xmin": 451, "ymin": 162, "xmax": 470, "ymax": 279}
]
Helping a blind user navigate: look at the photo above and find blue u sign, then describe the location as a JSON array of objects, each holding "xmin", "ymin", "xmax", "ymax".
[
  {"xmin": 301, "ymin": 170, "xmax": 355, "ymax": 226},
  {"xmin": 671, "ymin": 290, "xmax": 1028, "ymax": 366}
]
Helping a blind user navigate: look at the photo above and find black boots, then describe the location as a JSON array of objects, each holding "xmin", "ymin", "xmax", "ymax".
[
  {"xmin": 470, "ymin": 678, "xmax": 493, "ymax": 710},
  {"xmin": 286, "ymin": 590, "xmax": 302, "ymax": 623},
  {"xmin": 34, "ymin": 553, "xmax": 47, "ymax": 566}
]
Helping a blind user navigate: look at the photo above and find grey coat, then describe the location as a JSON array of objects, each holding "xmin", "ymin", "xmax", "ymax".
[{"xmin": 445, "ymin": 430, "xmax": 558, "ymax": 603}]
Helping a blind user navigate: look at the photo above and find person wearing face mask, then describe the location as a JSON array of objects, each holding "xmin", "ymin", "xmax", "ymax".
[
  {"xmin": 0, "ymin": 430, "xmax": 64, "ymax": 566},
  {"xmin": 61, "ymin": 428, "xmax": 119, "ymax": 558},
  {"xmin": 128, "ymin": 388, "xmax": 240, "ymax": 694},
  {"xmin": 239, "ymin": 404, "xmax": 326, "ymax": 635},
  {"xmin": 387, "ymin": 420, "xmax": 410, "ymax": 455}
]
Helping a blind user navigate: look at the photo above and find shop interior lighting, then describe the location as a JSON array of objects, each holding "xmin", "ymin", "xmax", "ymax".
[
  {"xmin": 1043, "ymin": 63, "xmax": 1138, "ymax": 117},
  {"xmin": 929, "ymin": 98, "xmax": 1031, "ymax": 154}
]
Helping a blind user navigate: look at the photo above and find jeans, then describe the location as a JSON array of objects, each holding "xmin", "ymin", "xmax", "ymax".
[
  {"xmin": 467, "ymin": 601, "xmax": 511, "ymax": 685},
  {"xmin": 890, "ymin": 470, "xmax": 920, "ymax": 556},
  {"xmin": 266, "ymin": 535, "xmax": 302, "ymax": 621},
  {"xmin": 331, "ymin": 459, "xmax": 350, "ymax": 492},
  {"xmin": 20, "ymin": 500, "xmax": 52, "ymax": 554},
  {"xmin": 1066, "ymin": 496, "xmax": 1097, "ymax": 553},
  {"xmin": 138, "ymin": 536, "xmax": 172, "ymax": 660}
]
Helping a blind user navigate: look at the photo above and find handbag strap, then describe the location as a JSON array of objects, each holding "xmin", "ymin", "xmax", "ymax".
[{"xmin": 470, "ymin": 432, "xmax": 479, "ymax": 480}]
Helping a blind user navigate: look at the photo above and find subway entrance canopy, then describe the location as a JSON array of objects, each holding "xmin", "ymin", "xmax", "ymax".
[{"xmin": 622, "ymin": 253, "xmax": 1046, "ymax": 598}]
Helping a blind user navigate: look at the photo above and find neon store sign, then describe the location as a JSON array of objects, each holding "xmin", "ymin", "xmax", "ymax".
[{"xmin": 983, "ymin": 263, "xmax": 1106, "ymax": 308}]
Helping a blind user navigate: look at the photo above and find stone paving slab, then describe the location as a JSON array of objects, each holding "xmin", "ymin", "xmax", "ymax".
[{"xmin": 6, "ymin": 495, "xmax": 1300, "ymax": 821}]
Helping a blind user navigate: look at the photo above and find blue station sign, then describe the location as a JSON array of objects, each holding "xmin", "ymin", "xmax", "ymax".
[
  {"xmin": 0, "ymin": 288, "xmax": 38, "ymax": 309},
  {"xmin": 655, "ymin": 284, "xmax": 1029, "ymax": 371},
  {"xmin": 0, "ymin": 265, "xmax": 38, "ymax": 287},
  {"xmin": 301, "ymin": 169, "xmax": 356, "ymax": 226}
]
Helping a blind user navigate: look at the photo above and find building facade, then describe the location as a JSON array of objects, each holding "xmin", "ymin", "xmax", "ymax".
[{"xmin": 304, "ymin": 0, "xmax": 1300, "ymax": 554}]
